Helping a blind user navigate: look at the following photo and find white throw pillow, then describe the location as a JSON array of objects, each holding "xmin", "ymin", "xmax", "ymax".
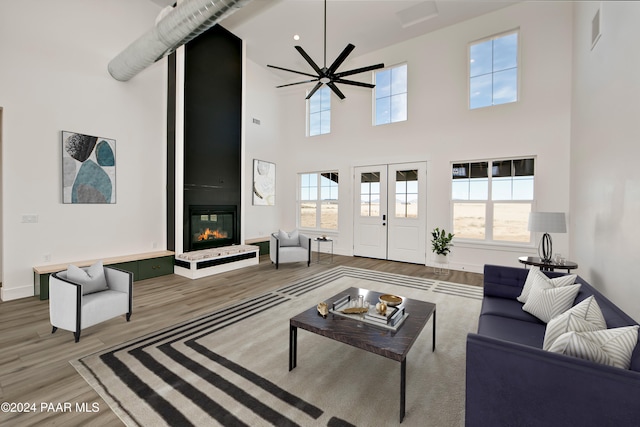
[
  {"xmin": 522, "ymin": 272, "xmax": 581, "ymax": 323},
  {"xmin": 543, "ymin": 296, "xmax": 607, "ymax": 350},
  {"xmin": 67, "ymin": 260, "xmax": 108, "ymax": 295},
  {"xmin": 548, "ymin": 325, "xmax": 640, "ymax": 369},
  {"xmin": 517, "ymin": 266, "xmax": 540, "ymax": 303},
  {"xmin": 278, "ymin": 229, "xmax": 299, "ymax": 247},
  {"xmin": 517, "ymin": 268, "xmax": 576, "ymax": 304}
]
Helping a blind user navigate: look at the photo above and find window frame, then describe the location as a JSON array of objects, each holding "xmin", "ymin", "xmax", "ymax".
[
  {"xmin": 373, "ymin": 62, "xmax": 408, "ymax": 126},
  {"xmin": 468, "ymin": 28, "xmax": 520, "ymax": 110},
  {"xmin": 307, "ymin": 86, "xmax": 331, "ymax": 137},
  {"xmin": 298, "ymin": 171, "xmax": 339, "ymax": 231},
  {"xmin": 450, "ymin": 156, "xmax": 535, "ymax": 246}
]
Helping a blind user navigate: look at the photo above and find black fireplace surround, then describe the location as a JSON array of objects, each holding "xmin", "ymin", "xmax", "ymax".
[{"xmin": 189, "ymin": 205, "xmax": 238, "ymax": 251}]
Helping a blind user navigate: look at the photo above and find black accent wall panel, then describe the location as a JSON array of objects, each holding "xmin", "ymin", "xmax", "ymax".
[{"xmin": 183, "ymin": 25, "xmax": 242, "ymax": 251}]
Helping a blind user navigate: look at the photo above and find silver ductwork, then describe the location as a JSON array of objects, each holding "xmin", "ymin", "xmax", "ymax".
[{"xmin": 108, "ymin": 0, "xmax": 252, "ymax": 82}]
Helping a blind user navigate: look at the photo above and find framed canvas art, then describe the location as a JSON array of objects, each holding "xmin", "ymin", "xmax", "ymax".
[
  {"xmin": 253, "ymin": 159, "xmax": 275, "ymax": 205},
  {"xmin": 62, "ymin": 131, "xmax": 116, "ymax": 204}
]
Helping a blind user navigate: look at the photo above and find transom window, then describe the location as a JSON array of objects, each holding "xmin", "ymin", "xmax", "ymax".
[
  {"xmin": 308, "ymin": 86, "xmax": 331, "ymax": 136},
  {"xmin": 452, "ymin": 158, "xmax": 534, "ymax": 243},
  {"xmin": 299, "ymin": 172, "xmax": 338, "ymax": 230},
  {"xmin": 469, "ymin": 30, "xmax": 519, "ymax": 109},
  {"xmin": 374, "ymin": 63, "xmax": 407, "ymax": 125}
]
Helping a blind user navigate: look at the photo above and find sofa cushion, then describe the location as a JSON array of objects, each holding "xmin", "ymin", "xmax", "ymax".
[
  {"xmin": 543, "ymin": 296, "xmax": 607, "ymax": 350},
  {"xmin": 477, "ymin": 314, "xmax": 546, "ymax": 348},
  {"xmin": 278, "ymin": 229, "xmax": 299, "ymax": 247},
  {"xmin": 67, "ymin": 260, "xmax": 108, "ymax": 295},
  {"xmin": 548, "ymin": 326, "xmax": 640, "ymax": 369},
  {"xmin": 481, "ymin": 296, "xmax": 543, "ymax": 324},
  {"xmin": 522, "ymin": 273, "xmax": 581, "ymax": 322},
  {"xmin": 517, "ymin": 269, "xmax": 576, "ymax": 304}
]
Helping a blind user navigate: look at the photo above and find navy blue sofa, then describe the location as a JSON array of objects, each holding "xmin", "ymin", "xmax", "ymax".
[{"xmin": 466, "ymin": 264, "xmax": 640, "ymax": 427}]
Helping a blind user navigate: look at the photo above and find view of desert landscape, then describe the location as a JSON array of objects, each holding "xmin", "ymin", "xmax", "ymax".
[{"xmin": 302, "ymin": 202, "xmax": 531, "ymax": 243}]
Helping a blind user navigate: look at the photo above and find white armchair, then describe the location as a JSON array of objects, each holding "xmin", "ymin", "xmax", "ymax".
[
  {"xmin": 270, "ymin": 229, "xmax": 311, "ymax": 269},
  {"xmin": 49, "ymin": 262, "xmax": 132, "ymax": 342}
]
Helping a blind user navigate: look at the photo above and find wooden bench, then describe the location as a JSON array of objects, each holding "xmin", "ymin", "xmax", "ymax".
[
  {"xmin": 33, "ymin": 250, "xmax": 175, "ymax": 300},
  {"xmin": 245, "ymin": 236, "xmax": 270, "ymax": 255}
]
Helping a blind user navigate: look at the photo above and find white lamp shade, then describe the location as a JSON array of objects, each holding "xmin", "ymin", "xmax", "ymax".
[{"xmin": 528, "ymin": 212, "xmax": 566, "ymax": 233}]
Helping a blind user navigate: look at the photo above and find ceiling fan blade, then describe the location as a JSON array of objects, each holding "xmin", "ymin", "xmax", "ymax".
[
  {"xmin": 276, "ymin": 78, "xmax": 319, "ymax": 88},
  {"xmin": 305, "ymin": 82, "xmax": 324, "ymax": 100},
  {"xmin": 326, "ymin": 81, "xmax": 345, "ymax": 100},
  {"xmin": 327, "ymin": 44, "xmax": 355, "ymax": 75},
  {"xmin": 334, "ymin": 63, "xmax": 385, "ymax": 78},
  {"xmin": 333, "ymin": 78, "xmax": 375, "ymax": 89},
  {"xmin": 295, "ymin": 46, "xmax": 323, "ymax": 75},
  {"xmin": 267, "ymin": 64, "xmax": 318, "ymax": 79}
]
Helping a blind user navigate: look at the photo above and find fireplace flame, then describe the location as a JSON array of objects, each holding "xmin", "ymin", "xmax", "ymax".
[{"xmin": 197, "ymin": 228, "xmax": 228, "ymax": 241}]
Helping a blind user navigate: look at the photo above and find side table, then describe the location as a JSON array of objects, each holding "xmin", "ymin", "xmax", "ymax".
[
  {"xmin": 518, "ymin": 256, "xmax": 578, "ymax": 273},
  {"xmin": 314, "ymin": 238, "xmax": 333, "ymax": 264}
]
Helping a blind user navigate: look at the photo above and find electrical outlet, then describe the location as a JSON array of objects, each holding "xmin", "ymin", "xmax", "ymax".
[
  {"xmin": 21, "ymin": 214, "xmax": 39, "ymax": 223},
  {"xmin": 152, "ymin": 242, "xmax": 158, "ymax": 249},
  {"xmin": 44, "ymin": 254, "xmax": 51, "ymax": 262}
]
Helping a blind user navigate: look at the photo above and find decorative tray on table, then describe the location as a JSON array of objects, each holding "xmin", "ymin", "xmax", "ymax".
[{"xmin": 328, "ymin": 295, "xmax": 408, "ymax": 331}]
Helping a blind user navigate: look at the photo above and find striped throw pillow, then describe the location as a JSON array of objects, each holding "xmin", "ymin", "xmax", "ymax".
[
  {"xmin": 548, "ymin": 325, "xmax": 640, "ymax": 369},
  {"xmin": 543, "ymin": 296, "xmax": 607, "ymax": 350},
  {"xmin": 517, "ymin": 269, "xmax": 576, "ymax": 304},
  {"xmin": 522, "ymin": 272, "xmax": 581, "ymax": 323}
]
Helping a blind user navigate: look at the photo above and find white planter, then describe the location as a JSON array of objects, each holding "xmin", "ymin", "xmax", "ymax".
[{"xmin": 434, "ymin": 254, "xmax": 449, "ymax": 264}]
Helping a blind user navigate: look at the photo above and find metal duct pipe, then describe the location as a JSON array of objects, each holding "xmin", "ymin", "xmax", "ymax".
[{"xmin": 108, "ymin": 0, "xmax": 252, "ymax": 81}]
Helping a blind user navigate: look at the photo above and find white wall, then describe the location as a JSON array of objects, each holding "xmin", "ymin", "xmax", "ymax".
[
  {"xmin": 571, "ymin": 2, "xmax": 640, "ymax": 321},
  {"xmin": 243, "ymin": 58, "xmax": 287, "ymax": 241},
  {"xmin": 264, "ymin": 2, "xmax": 574, "ymax": 272},
  {"xmin": 0, "ymin": 0, "xmax": 166, "ymax": 300}
]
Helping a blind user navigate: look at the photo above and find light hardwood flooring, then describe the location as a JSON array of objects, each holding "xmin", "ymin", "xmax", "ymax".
[{"xmin": 0, "ymin": 255, "xmax": 482, "ymax": 426}]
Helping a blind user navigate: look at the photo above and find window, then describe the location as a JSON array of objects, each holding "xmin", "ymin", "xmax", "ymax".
[
  {"xmin": 299, "ymin": 172, "xmax": 338, "ymax": 230},
  {"xmin": 451, "ymin": 158, "xmax": 534, "ymax": 243},
  {"xmin": 360, "ymin": 172, "xmax": 380, "ymax": 217},
  {"xmin": 374, "ymin": 63, "xmax": 407, "ymax": 125},
  {"xmin": 395, "ymin": 170, "xmax": 418, "ymax": 218},
  {"xmin": 308, "ymin": 86, "xmax": 330, "ymax": 136},
  {"xmin": 469, "ymin": 30, "xmax": 518, "ymax": 109}
]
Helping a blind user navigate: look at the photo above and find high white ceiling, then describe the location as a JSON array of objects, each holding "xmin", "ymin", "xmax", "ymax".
[{"xmin": 150, "ymin": 0, "xmax": 518, "ymax": 82}]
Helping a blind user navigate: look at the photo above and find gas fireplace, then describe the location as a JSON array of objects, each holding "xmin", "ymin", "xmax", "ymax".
[{"xmin": 189, "ymin": 205, "xmax": 238, "ymax": 251}]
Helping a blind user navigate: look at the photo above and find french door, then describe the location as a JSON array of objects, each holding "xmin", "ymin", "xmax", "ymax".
[{"xmin": 353, "ymin": 162, "xmax": 427, "ymax": 264}]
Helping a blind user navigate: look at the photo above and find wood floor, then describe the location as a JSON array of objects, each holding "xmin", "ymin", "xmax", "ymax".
[{"xmin": 0, "ymin": 255, "xmax": 483, "ymax": 426}]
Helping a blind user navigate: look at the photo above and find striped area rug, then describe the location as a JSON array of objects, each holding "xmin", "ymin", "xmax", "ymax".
[{"xmin": 71, "ymin": 267, "xmax": 482, "ymax": 426}]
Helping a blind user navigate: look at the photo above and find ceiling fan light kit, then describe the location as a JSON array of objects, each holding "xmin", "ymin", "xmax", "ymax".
[{"xmin": 267, "ymin": 0, "xmax": 384, "ymax": 99}]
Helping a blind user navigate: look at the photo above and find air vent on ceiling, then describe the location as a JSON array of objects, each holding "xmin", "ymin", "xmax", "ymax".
[{"xmin": 396, "ymin": 1, "xmax": 439, "ymax": 29}]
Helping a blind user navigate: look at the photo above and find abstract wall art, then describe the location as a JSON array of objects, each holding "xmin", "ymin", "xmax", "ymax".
[
  {"xmin": 62, "ymin": 131, "xmax": 116, "ymax": 204},
  {"xmin": 252, "ymin": 159, "xmax": 275, "ymax": 205}
]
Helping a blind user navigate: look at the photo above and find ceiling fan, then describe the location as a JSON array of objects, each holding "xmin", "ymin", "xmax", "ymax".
[{"xmin": 267, "ymin": 0, "xmax": 384, "ymax": 100}]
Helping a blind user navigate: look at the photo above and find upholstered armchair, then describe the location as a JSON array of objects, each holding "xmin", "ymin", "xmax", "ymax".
[
  {"xmin": 270, "ymin": 229, "xmax": 311, "ymax": 269},
  {"xmin": 49, "ymin": 261, "xmax": 132, "ymax": 342}
]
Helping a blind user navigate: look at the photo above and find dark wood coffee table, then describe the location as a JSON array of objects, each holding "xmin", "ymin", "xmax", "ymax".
[{"xmin": 289, "ymin": 287, "xmax": 436, "ymax": 423}]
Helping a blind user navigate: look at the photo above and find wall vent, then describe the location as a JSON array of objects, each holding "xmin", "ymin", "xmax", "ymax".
[{"xmin": 591, "ymin": 4, "xmax": 602, "ymax": 50}]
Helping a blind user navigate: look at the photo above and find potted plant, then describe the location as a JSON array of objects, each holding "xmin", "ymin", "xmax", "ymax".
[{"xmin": 431, "ymin": 227, "xmax": 454, "ymax": 263}]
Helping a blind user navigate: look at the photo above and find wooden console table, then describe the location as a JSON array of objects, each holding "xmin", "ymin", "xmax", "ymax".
[{"xmin": 33, "ymin": 250, "xmax": 175, "ymax": 300}]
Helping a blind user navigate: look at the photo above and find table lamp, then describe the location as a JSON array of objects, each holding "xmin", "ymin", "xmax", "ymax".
[{"xmin": 528, "ymin": 212, "xmax": 566, "ymax": 263}]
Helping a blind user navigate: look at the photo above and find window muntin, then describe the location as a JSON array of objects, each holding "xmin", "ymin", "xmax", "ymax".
[
  {"xmin": 375, "ymin": 64, "xmax": 407, "ymax": 125},
  {"xmin": 452, "ymin": 158, "xmax": 534, "ymax": 243},
  {"xmin": 469, "ymin": 30, "xmax": 518, "ymax": 109},
  {"xmin": 395, "ymin": 169, "xmax": 418, "ymax": 218},
  {"xmin": 309, "ymin": 86, "xmax": 330, "ymax": 136},
  {"xmin": 299, "ymin": 172, "xmax": 338, "ymax": 230}
]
